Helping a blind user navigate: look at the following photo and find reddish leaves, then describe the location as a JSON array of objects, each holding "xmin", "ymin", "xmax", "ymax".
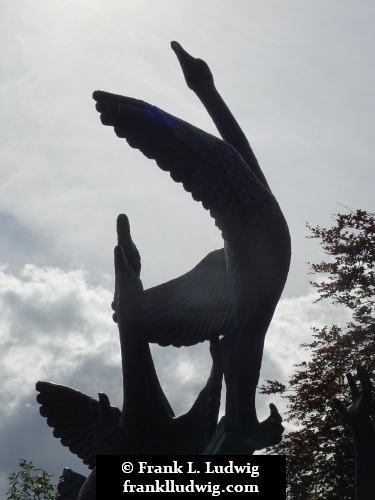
[{"xmin": 262, "ymin": 210, "xmax": 375, "ymax": 498}]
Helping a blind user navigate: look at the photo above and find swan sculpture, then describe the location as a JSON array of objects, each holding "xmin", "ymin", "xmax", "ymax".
[
  {"xmin": 92, "ymin": 41, "xmax": 291, "ymax": 452},
  {"xmin": 37, "ymin": 214, "xmax": 223, "ymax": 498}
]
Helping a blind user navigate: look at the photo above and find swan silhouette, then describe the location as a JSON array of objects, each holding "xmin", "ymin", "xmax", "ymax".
[
  {"xmin": 36, "ymin": 215, "xmax": 223, "ymax": 498},
  {"xmin": 92, "ymin": 42, "xmax": 291, "ymax": 451}
]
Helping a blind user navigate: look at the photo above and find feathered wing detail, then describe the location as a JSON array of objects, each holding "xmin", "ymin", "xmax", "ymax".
[
  {"xmin": 143, "ymin": 249, "xmax": 234, "ymax": 347},
  {"xmin": 36, "ymin": 381, "xmax": 121, "ymax": 469},
  {"xmin": 93, "ymin": 91, "xmax": 290, "ymax": 348},
  {"xmin": 93, "ymin": 91, "xmax": 279, "ymax": 247}
]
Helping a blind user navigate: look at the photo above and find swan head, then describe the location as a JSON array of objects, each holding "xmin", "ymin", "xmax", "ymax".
[{"xmin": 171, "ymin": 41, "xmax": 214, "ymax": 91}]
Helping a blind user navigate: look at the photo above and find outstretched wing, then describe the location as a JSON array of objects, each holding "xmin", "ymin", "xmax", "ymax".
[
  {"xmin": 144, "ymin": 249, "xmax": 234, "ymax": 347},
  {"xmin": 36, "ymin": 381, "xmax": 121, "ymax": 469},
  {"xmin": 93, "ymin": 91, "xmax": 273, "ymax": 247},
  {"xmin": 93, "ymin": 91, "xmax": 290, "ymax": 346}
]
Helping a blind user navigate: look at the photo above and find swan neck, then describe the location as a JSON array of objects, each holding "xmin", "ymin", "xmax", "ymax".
[
  {"xmin": 194, "ymin": 83, "xmax": 270, "ymax": 192},
  {"xmin": 196, "ymin": 84, "xmax": 240, "ymax": 140}
]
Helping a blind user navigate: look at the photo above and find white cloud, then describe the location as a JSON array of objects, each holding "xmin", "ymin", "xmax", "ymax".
[
  {"xmin": 263, "ymin": 292, "xmax": 351, "ymax": 382},
  {"xmin": 0, "ymin": 264, "xmax": 115, "ymax": 417}
]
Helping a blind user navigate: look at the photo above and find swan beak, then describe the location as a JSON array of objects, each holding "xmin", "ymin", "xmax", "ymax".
[{"xmin": 171, "ymin": 41, "xmax": 196, "ymax": 68}]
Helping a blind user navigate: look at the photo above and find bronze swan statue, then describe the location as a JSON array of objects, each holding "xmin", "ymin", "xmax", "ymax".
[{"xmin": 92, "ymin": 41, "xmax": 291, "ymax": 452}]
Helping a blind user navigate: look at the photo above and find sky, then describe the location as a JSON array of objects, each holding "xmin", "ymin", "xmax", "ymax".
[{"xmin": 1, "ymin": 0, "xmax": 374, "ymax": 494}]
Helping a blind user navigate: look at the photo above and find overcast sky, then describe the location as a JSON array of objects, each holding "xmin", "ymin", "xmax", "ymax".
[{"xmin": 1, "ymin": 0, "xmax": 374, "ymax": 494}]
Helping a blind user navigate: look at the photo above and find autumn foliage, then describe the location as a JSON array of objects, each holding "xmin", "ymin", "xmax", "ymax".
[{"xmin": 262, "ymin": 210, "xmax": 375, "ymax": 499}]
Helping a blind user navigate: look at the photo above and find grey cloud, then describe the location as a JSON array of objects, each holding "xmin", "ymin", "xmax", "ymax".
[
  {"xmin": 0, "ymin": 213, "xmax": 62, "ymax": 272},
  {"xmin": 0, "ymin": 264, "xmax": 354, "ymax": 496},
  {"xmin": 0, "ymin": 264, "xmax": 216, "ymax": 495},
  {"xmin": 1, "ymin": 0, "xmax": 375, "ymax": 495}
]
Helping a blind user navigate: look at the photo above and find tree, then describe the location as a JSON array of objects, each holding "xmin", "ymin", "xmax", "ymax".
[
  {"xmin": 6, "ymin": 459, "xmax": 57, "ymax": 500},
  {"xmin": 333, "ymin": 365, "xmax": 375, "ymax": 499},
  {"xmin": 262, "ymin": 210, "xmax": 375, "ymax": 499}
]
